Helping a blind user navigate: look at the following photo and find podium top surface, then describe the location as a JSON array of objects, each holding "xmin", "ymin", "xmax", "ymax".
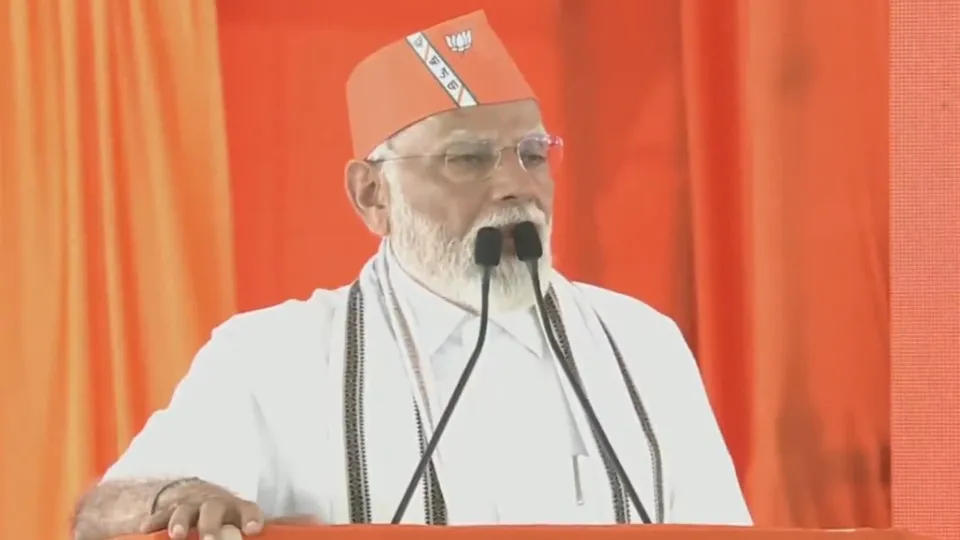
[{"xmin": 120, "ymin": 525, "xmax": 929, "ymax": 540}]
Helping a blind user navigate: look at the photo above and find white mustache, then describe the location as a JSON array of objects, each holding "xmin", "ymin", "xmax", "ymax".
[{"xmin": 473, "ymin": 204, "xmax": 547, "ymax": 230}]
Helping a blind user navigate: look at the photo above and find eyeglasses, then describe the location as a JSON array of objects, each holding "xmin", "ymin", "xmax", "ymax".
[{"xmin": 368, "ymin": 133, "xmax": 564, "ymax": 184}]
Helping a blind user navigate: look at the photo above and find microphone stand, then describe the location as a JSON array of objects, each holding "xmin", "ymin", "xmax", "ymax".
[
  {"xmin": 513, "ymin": 222, "xmax": 653, "ymax": 525},
  {"xmin": 390, "ymin": 228, "xmax": 502, "ymax": 524}
]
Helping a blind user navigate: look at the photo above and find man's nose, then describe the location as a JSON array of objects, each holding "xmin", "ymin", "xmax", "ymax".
[{"xmin": 489, "ymin": 153, "xmax": 540, "ymax": 203}]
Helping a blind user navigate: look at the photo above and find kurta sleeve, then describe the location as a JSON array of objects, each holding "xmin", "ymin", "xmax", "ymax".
[
  {"xmin": 661, "ymin": 320, "xmax": 753, "ymax": 525},
  {"xmin": 101, "ymin": 319, "xmax": 269, "ymax": 504}
]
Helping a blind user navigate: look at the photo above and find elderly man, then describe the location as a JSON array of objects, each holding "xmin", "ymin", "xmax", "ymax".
[{"xmin": 72, "ymin": 10, "xmax": 751, "ymax": 540}]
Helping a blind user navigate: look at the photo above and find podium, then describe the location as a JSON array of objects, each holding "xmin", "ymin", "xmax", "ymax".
[{"xmin": 119, "ymin": 525, "xmax": 933, "ymax": 540}]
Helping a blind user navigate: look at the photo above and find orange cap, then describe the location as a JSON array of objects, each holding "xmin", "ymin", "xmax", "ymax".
[{"xmin": 346, "ymin": 10, "xmax": 536, "ymax": 158}]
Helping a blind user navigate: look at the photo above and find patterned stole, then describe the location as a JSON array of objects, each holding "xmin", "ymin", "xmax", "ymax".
[{"xmin": 341, "ymin": 281, "xmax": 666, "ymax": 524}]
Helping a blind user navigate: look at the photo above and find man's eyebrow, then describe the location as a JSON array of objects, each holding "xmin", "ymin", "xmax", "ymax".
[
  {"xmin": 438, "ymin": 129, "xmax": 496, "ymax": 145},
  {"xmin": 437, "ymin": 125, "xmax": 548, "ymax": 147}
]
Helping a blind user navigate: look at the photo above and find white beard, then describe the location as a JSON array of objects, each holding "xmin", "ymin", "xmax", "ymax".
[{"xmin": 387, "ymin": 181, "xmax": 553, "ymax": 314}]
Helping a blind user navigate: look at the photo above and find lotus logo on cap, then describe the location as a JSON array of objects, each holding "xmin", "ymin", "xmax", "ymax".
[{"xmin": 445, "ymin": 30, "xmax": 472, "ymax": 54}]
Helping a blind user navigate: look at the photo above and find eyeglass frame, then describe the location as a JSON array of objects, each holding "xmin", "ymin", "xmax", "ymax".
[{"xmin": 365, "ymin": 132, "xmax": 564, "ymax": 184}]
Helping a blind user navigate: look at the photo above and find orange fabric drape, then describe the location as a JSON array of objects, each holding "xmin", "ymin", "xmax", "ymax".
[
  {"xmin": 732, "ymin": 3, "xmax": 889, "ymax": 526},
  {"xmin": 0, "ymin": 1, "xmax": 235, "ymax": 539},
  {"xmin": 218, "ymin": 0, "xmax": 889, "ymax": 528}
]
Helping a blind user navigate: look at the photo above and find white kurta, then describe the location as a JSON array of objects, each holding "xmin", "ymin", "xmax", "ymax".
[
  {"xmin": 102, "ymin": 247, "xmax": 752, "ymax": 526},
  {"xmin": 382, "ymin": 248, "xmax": 591, "ymax": 524}
]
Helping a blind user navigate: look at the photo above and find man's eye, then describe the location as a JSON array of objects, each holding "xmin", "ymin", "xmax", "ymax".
[
  {"xmin": 520, "ymin": 153, "xmax": 547, "ymax": 166},
  {"xmin": 447, "ymin": 154, "xmax": 490, "ymax": 165}
]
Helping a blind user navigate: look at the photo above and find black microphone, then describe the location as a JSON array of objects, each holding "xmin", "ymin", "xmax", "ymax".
[
  {"xmin": 511, "ymin": 221, "xmax": 653, "ymax": 524},
  {"xmin": 390, "ymin": 226, "xmax": 503, "ymax": 524}
]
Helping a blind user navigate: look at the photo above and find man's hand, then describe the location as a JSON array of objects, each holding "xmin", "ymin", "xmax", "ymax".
[{"xmin": 138, "ymin": 482, "xmax": 264, "ymax": 540}]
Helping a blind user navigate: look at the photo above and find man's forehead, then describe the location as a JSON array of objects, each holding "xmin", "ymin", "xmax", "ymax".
[{"xmin": 401, "ymin": 100, "xmax": 543, "ymax": 145}]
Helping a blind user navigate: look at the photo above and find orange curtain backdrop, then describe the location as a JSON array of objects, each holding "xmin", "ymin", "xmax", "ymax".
[
  {"xmin": 217, "ymin": 0, "xmax": 889, "ymax": 528},
  {"xmin": 0, "ymin": 1, "xmax": 235, "ymax": 539},
  {"xmin": 731, "ymin": 1, "xmax": 889, "ymax": 526}
]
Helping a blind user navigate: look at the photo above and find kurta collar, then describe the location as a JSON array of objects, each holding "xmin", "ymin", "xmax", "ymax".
[{"xmin": 385, "ymin": 245, "xmax": 547, "ymax": 360}]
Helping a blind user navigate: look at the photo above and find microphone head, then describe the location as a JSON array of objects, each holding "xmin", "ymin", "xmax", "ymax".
[
  {"xmin": 511, "ymin": 221, "xmax": 543, "ymax": 262},
  {"xmin": 474, "ymin": 227, "xmax": 503, "ymax": 267}
]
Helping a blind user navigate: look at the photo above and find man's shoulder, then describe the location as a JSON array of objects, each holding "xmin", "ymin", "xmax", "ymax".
[
  {"xmin": 571, "ymin": 280, "xmax": 676, "ymax": 331},
  {"xmin": 212, "ymin": 285, "xmax": 351, "ymax": 346},
  {"xmin": 569, "ymin": 279, "xmax": 691, "ymax": 363},
  {"xmin": 193, "ymin": 285, "xmax": 354, "ymax": 388}
]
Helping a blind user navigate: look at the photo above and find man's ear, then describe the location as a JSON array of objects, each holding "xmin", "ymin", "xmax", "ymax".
[{"xmin": 344, "ymin": 159, "xmax": 390, "ymax": 236}]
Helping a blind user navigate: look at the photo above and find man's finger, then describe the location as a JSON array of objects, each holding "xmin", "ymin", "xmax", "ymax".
[
  {"xmin": 218, "ymin": 525, "xmax": 245, "ymax": 540},
  {"xmin": 269, "ymin": 515, "xmax": 320, "ymax": 525},
  {"xmin": 196, "ymin": 498, "xmax": 228, "ymax": 539},
  {"xmin": 167, "ymin": 503, "xmax": 200, "ymax": 539},
  {"xmin": 139, "ymin": 505, "xmax": 175, "ymax": 534},
  {"xmin": 236, "ymin": 500, "xmax": 265, "ymax": 535}
]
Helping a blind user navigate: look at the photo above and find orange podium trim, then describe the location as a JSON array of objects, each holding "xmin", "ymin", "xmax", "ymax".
[{"xmin": 119, "ymin": 525, "xmax": 932, "ymax": 540}]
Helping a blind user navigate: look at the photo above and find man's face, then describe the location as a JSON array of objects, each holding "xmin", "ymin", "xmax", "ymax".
[{"xmin": 369, "ymin": 100, "xmax": 557, "ymax": 313}]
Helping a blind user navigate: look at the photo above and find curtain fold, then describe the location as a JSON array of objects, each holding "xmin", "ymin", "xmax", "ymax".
[
  {"xmin": 672, "ymin": 0, "xmax": 890, "ymax": 526},
  {"xmin": 0, "ymin": 1, "xmax": 236, "ymax": 538},
  {"xmin": 736, "ymin": 1, "xmax": 889, "ymax": 526}
]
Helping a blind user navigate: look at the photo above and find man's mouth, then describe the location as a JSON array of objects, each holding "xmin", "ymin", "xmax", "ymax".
[{"xmin": 497, "ymin": 222, "xmax": 526, "ymax": 256}]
